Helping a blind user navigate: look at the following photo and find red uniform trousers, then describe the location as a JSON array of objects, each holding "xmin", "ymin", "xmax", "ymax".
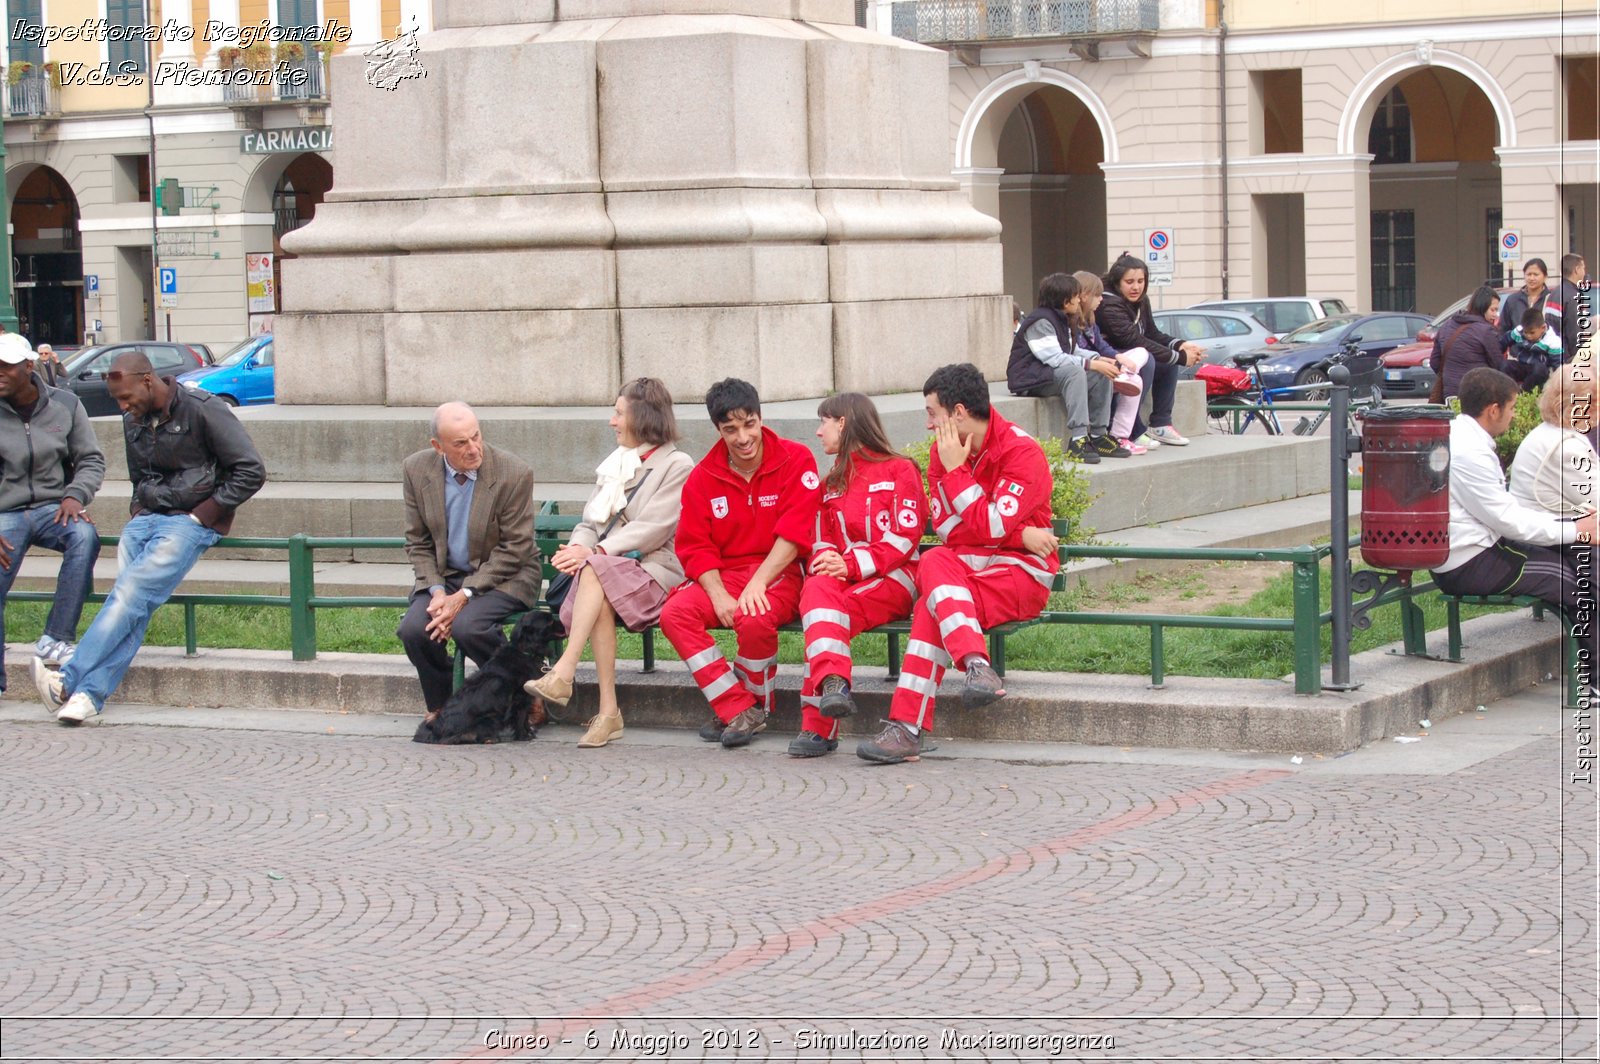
[
  {"xmin": 888, "ymin": 546, "xmax": 1050, "ymax": 731},
  {"xmin": 797, "ymin": 571, "xmax": 915, "ymax": 740},
  {"xmin": 659, "ymin": 564, "xmax": 803, "ymax": 723}
]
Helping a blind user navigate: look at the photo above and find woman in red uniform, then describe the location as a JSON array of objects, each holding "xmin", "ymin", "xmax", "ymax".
[{"xmin": 790, "ymin": 393, "xmax": 926, "ymax": 758}]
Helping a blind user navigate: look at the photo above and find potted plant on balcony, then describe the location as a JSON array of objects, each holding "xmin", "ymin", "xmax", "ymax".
[
  {"xmin": 275, "ymin": 41, "xmax": 306, "ymax": 65},
  {"xmin": 217, "ymin": 46, "xmax": 244, "ymax": 69},
  {"xmin": 7, "ymin": 61, "xmax": 33, "ymax": 85},
  {"xmin": 41, "ymin": 61, "xmax": 62, "ymax": 88},
  {"xmin": 241, "ymin": 41, "xmax": 272, "ymax": 70}
]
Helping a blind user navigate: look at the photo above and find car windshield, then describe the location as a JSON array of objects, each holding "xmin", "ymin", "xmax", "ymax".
[
  {"xmin": 212, "ymin": 338, "xmax": 258, "ymax": 368},
  {"xmin": 1280, "ymin": 315, "xmax": 1357, "ymax": 343}
]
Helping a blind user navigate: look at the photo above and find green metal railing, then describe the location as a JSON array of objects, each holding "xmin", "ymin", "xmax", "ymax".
[{"xmin": 11, "ymin": 526, "xmax": 1347, "ymax": 695}]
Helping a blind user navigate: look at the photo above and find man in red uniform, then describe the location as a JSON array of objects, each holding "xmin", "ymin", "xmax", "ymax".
[
  {"xmin": 660, "ymin": 378, "xmax": 822, "ymax": 748},
  {"xmin": 858, "ymin": 362, "xmax": 1058, "ymax": 764}
]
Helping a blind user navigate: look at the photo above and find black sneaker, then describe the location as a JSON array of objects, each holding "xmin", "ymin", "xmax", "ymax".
[
  {"xmin": 720, "ymin": 706, "xmax": 769, "ymax": 748},
  {"xmin": 1066, "ymin": 437, "xmax": 1101, "ymax": 465},
  {"xmin": 856, "ymin": 720, "xmax": 922, "ymax": 764},
  {"xmin": 787, "ymin": 730, "xmax": 839, "ymax": 758},
  {"xmin": 819, "ymin": 675, "xmax": 856, "ymax": 719},
  {"xmin": 698, "ymin": 715, "xmax": 726, "ymax": 743},
  {"xmin": 1090, "ymin": 434, "xmax": 1132, "ymax": 458},
  {"xmin": 962, "ymin": 661, "xmax": 1006, "ymax": 709}
]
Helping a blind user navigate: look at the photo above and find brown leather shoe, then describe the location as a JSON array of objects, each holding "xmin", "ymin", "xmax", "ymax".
[
  {"xmin": 856, "ymin": 719, "xmax": 921, "ymax": 764},
  {"xmin": 719, "ymin": 706, "xmax": 769, "ymax": 748},
  {"xmin": 577, "ymin": 713, "xmax": 623, "ymax": 748}
]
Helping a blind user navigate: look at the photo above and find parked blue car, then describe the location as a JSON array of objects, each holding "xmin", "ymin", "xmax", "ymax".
[
  {"xmin": 1238, "ymin": 312, "xmax": 1431, "ymax": 392},
  {"xmin": 176, "ymin": 335, "xmax": 274, "ymax": 406}
]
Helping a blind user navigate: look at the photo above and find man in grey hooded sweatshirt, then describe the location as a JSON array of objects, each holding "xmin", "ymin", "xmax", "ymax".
[{"xmin": 0, "ymin": 333, "xmax": 105, "ymax": 691}]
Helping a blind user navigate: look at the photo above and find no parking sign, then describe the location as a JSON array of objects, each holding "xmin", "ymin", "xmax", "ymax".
[
  {"xmin": 1145, "ymin": 228, "xmax": 1175, "ymax": 285},
  {"xmin": 1498, "ymin": 228, "xmax": 1521, "ymax": 264}
]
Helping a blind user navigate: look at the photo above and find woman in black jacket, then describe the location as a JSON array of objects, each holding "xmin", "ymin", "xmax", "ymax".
[
  {"xmin": 1431, "ymin": 286, "xmax": 1510, "ymax": 400},
  {"xmin": 1095, "ymin": 254, "xmax": 1205, "ymax": 446},
  {"xmin": 1497, "ymin": 258, "xmax": 1560, "ymax": 351}
]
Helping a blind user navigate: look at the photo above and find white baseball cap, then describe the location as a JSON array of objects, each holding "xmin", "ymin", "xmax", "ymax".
[{"xmin": 0, "ymin": 333, "xmax": 36, "ymax": 365}]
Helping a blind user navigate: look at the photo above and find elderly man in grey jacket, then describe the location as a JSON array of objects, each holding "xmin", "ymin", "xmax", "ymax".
[{"xmin": 0, "ymin": 333, "xmax": 105, "ymax": 692}]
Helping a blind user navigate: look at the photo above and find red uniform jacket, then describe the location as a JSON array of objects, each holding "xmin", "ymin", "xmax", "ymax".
[
  {"xmin": 926, "ymin": 408, "xmax": 1059, "ymax": 589},
  {"xmin": 811, "ymin": 454, "xmax": 926, "ymax": 588},
  {"xmin": 676, "ymin": 427, "xmax": 822, "ymax": 583}
]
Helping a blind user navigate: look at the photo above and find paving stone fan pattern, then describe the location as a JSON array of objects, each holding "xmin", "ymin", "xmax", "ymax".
[{"xmin": 0, "ymin": 724, "xmax": 1593, "ymax": 1061}]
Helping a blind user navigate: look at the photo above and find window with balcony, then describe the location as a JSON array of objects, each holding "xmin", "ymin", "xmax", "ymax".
[
  {"xmin": 1251, "ymin": 69, "xmax": 1302, "ymax": 154},
  {"xmin": 1564, "ymin": 56, "xmax": 1598, "ymax": 142},
  {"xmin": 108, "ymin": 0, "xmax": 148, "ymax": 74}
]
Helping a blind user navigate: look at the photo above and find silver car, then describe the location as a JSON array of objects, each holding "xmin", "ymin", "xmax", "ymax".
[
  {"xmin": 1151, "ymin": 308, "xmax": 1277, "ymax": 367},
  {"xmin": 1189, "ymin": 296, "xmax": 1352, "ymax": 337}
]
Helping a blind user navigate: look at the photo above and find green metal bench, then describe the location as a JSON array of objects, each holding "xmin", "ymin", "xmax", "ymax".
[{"xmin": 1439, "ymin": 592, "xmax": 1584, "ymax": 707}]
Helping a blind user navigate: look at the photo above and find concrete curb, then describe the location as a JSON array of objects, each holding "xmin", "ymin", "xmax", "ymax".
[{"xmin": 1, "ymin": 610, "xmax": 1560, "ymax": 753}]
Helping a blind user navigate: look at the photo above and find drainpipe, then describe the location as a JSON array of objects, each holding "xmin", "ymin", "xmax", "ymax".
[
  {"xmin": 147, "ymin": 32, "xmax": 160, "ymax": 341},
  {"xmin": 1217, "ymin": 0, "xmax": 1229, "ymax": 298}
]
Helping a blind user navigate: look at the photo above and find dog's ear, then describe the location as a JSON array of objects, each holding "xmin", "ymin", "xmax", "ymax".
[{"xmin": 511, "ymin": 609, "xmax": 554, "ymax": 648}]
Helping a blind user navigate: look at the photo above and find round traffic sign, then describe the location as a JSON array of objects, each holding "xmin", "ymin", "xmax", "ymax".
[
  {"xmin": 1149, "ymin": 231, "xmax": 1170, "ymax": 251},
  {"xmin": 1502, "ymin": 232, "xmax": 1519, "ymax": 250}
]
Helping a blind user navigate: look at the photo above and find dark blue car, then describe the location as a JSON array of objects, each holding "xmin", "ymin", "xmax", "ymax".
[
  {"xmin": 176, "ymin": 335, "xmax": 274, "ymax": 406},
  {"xmin": 1239, "ymin": 312, "xmax": 1431, "ymax": 392}
]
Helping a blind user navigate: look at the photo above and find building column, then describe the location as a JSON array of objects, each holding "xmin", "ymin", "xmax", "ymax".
[
  {"xmin": 1498, "ymin": 146, "xmax": 1590, "ymax": 273},
  {"xmin": 164, "ymin": 0, "xmax": 197, "ymax": 65},
  {"xmin": 207, "ymin": 0, "xmax": 241, "ymax": 58},
  {"xmin": 953, "ymin": 166, "xmax": 1004, "ymax": 220},
  {"xmin": 347, "ymin": 0, "xmax": 384, "ymax": 48}
]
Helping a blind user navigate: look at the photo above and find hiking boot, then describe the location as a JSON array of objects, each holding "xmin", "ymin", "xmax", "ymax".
[
  {"xmin": 787, "ymin": 730, "xmax": 839, "ymax": 758},
  {"xmin": 819, "ymin": 675, "xmax": 856, "ymax": 719},
  {"xmin": 1065, "ymin": 437, "xmax": 1101, "ymax": 465},
  {"xmin": 698, "ymin": 715, "xmax": 727, "ymax": 743},
  {"xmin": 856, "ymin": 720, "xmax": 921, "ymax": 764},
  {"xmin": 1090, "ymin": 434, "xmax": 1132, "ymax": 459},
  {"xmin": 962, "ymin": 660, "xmax": 1006, "ymax": 709},
  {"xmin": 720, "ymin": 706, "xmax": 769, "ymax": 748}
]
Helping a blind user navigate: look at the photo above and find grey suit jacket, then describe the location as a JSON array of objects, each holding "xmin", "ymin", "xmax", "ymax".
[{"xmin": 401, "ymin": 443, "xmax": 541, "ymax": 606}]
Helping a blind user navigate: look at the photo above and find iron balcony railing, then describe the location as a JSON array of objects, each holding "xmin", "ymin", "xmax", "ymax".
[
  {"xmin": 222, "ymin": 57, "xmax": 327, "ymax": 104},
  {"xmin": 891, "ymin": 0, "xmax": 1157, "ymax": 42},
  {"xmin": 6, "ymin": 73, "xmax": 58, "ymax": 117}
]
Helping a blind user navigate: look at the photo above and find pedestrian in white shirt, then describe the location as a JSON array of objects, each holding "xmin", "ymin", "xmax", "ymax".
[
  {"xmin": 1509, "ymin": 361, "xmax": 1597, "ymax": 517},
  {"xmin": 1432, "ymin": 367, "xmax": 1597, "ymax": 622}
]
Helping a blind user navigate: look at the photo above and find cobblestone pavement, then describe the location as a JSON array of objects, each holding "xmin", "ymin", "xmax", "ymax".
[{"xmin": 0, "ymin": 687, "xmax": 1594, "ymax": 1063}]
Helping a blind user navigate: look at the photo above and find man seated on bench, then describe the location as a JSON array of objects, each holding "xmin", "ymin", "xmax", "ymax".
[
  {"xmin": 660, "ymin": 378, "xmax": 821, "ymax": 749},
  {"xmin": 858, "ymin": 363, "xmax": 1058, "ymax": 765},
  {"xmin": 1431, "ymin": 366, "xmax": 1597, "ymax": 622}
]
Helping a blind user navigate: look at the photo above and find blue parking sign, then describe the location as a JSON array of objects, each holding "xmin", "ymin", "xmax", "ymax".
[
  {"xmin": 159, "ymin": 267, "xmax": 177, "ymax": 295},
  {"xmin": 85, "ymin": 274, "xmax": 98, "ymax": 294}
]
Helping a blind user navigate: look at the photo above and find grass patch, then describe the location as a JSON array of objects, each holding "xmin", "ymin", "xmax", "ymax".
[{"xmin": 4, "ymin": 562, "xmax": 1514, "ymax": 681}]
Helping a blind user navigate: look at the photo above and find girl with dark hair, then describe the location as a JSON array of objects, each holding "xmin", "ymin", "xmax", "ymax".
[
  {"xmin": 1498, "ymin": 258, "xmax": 1563, "ymax": 351},
  {"xmin": 788, "ymin": 392, "xmax": 925, "ymax": 758},
  {"xmin": 1429, "ymin": 286, "xmax": 1511, "ymax": 400},
  {"xmin": 1095, "ymin": 253, "xmax": 1206, "ymax": 447},
  {"xmin": 527, "ymin": 377, "xmax": 694, "ymax": 748}
]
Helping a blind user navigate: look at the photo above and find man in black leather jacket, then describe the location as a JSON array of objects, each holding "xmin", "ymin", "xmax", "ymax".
[{"xmin": 33, "ymin": 351, "xmax": 266, "ymax": 725}]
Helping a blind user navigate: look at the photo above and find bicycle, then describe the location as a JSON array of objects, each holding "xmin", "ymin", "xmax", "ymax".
[{"xmin": 1212, "ymin": 341, "xmax": 1382, "ymax": 437}]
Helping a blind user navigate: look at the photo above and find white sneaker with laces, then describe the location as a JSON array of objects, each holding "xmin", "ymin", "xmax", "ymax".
[
  {"xmin": 30, "ymin": 656, "xmax": 64, "ymax": 712},
  {"xmin": 1150, "ymin": 426, "xmax": 1191, "ymax": 446},
  {"xmin": 56, "ymin": 692, "xmax": 100, "ymax": 725}
]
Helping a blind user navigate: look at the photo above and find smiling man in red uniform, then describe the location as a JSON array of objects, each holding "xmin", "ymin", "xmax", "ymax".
[
  {"xmin": 661, "ymin": 378, "xmax": 822, "ymax": 748},
  {"xmin": 858, "ymin": 362, "xmax": 1059, "ymax": 765}
]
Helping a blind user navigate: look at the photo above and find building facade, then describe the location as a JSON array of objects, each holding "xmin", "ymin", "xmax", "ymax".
[
  {"xmin": 875, "ymin": 0, "xmax": 1599, "ymax": 316},
  {"xmin": 3, "ymin": 0, "xmax": 431, "ymax": 351}
]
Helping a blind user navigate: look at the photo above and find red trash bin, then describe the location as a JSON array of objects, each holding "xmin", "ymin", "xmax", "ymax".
[{"xmin": 1356, "ymin": 406, "xmax": 1455, "ymax": 571}]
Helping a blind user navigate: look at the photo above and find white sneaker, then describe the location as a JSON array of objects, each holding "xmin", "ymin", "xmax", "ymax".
[
  {"xmin": 49, "ymin": 640, "xmax": 75, "ymax": 667},
  {"xmin": 1150, "ymin": 426, "xmax": 1191, "ymax": 446},
  {"xmin": 56, "ymin": 692, "xmax": 100, "ymax": 725},
  {"xmin": 30, "ymin": 656, "xmax": 64, "ymax": 712},
  {"xmin": 1133, "ymin": 431, "xmax": 1161, "ymax": 449}
]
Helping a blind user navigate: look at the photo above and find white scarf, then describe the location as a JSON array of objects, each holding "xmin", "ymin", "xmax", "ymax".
[{"xmin": 583, "ymin": 445, "xmax": 646, "ymax": 526}]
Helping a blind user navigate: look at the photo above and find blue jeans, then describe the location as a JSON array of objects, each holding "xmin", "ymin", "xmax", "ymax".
[
  {"xmin": 0, "ymin": 504, "xmax": 101, "ymax": 693},
  {"xmin": 62, "ymin": 512, "xmax": 219, "ymax": 710}
]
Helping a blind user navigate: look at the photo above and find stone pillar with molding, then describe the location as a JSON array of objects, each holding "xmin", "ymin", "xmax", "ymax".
[{"xmin": 274, "ymin": 0, "xmax": 1007, "ymax": 406}]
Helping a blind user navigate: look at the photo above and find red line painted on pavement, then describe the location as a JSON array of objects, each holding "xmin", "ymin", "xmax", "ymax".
[{"xmin": 441, "ymin": 768, "xmax": 1290, "ymax": 1062}]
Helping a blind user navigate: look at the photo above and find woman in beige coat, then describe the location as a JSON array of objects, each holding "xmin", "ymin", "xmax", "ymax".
[{"xmin": 526, "ymin": 378, "xmax": 694, "ymax": 747}]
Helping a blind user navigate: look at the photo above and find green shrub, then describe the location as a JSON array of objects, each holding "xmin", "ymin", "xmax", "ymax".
[
  {"xmin": 1494, "ymin": 385, "xmax": 1544, "ymax": 470},
  {"xmin": 902, "ymin": 433, "xmax": 1099, "ymax": 544}
]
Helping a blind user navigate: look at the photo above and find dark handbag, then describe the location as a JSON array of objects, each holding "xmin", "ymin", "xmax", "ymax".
[{"xmin": 545, "ymin": 470, "xmax": 651, "ymax": 615}]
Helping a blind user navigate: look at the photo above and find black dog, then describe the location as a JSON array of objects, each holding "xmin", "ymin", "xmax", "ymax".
[{"xmin": 413, "ymin": 611, "xmax": 557, "ymax": 745}]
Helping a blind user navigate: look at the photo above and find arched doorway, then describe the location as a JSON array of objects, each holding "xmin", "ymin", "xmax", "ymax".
[
  {"xmin": 1363, "ymin": 67, "xmax": 1503, "ymax": 313},
  {"xmin": 243, "ymin": 151, "xmax": 332, "ymax": 332},
  {"xmin": 995, "ymin": 87, "xmax": 1107, "ymax": 307},
  {"xmin": 8, "ymin": 165, "xmax": 83, "ymax": 345}
]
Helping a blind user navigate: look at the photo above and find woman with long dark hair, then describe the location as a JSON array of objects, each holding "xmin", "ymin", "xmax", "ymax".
[
  {"xmin": 788, "ymin": 392, "xmax": 925, "ymax": 758},
  {"xmin": 1430, "ymin": 285, "xmax": 1510, "ymax": 400},
  {"xmin": 1095, "ymin": 254, "xmax": 1205, "ymax": 447}
]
